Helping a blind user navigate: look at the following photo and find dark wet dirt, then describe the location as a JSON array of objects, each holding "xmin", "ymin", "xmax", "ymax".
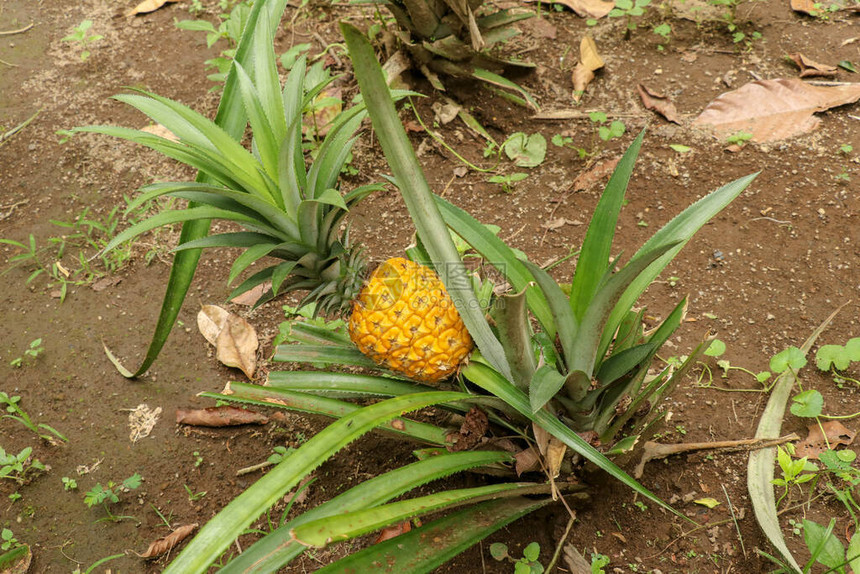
[{"xmin": 1, "ymin": 0, "xmax": 859, "ymax": 572}]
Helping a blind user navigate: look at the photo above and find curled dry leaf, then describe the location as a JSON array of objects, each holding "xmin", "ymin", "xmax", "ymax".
[
  {"xmin": 217, "ymin": 313, "xmax": 258, "ymax": 378},
  {"xmin": 571, "ymin": 157, "xmax": 620, "ymax": 192},
  {"xmin": 447, "ymin": 407, "xmax": 489, "ymax": 452},
  {"xmin": 229, "ymin": 281, "xmax": 272, "ymax": 306},
  {"xmin": 372, "ymin": 521, "xmax": 412, "ymax": 544},
  {"xmin": 515, "ymin": 445, "xmax": 541, "ymax": 475},
  {"xmin": 692, "ymin": 78, "xmax": 860, "ymax": 143},
  {"xmin": 524, "ymin": 0, "xmax": 614, "ymax": 19},
  {"xmin": 197, "ymin": 305, "xmax": 259, "ymax": 378},
  {"xmin": 572, "ymin": 36, "xmax": 604, "ymax": 103},
  {"xmin": 198, "ymin": 304, "xmax": 230, "ymax": 346},
  {"xmin": 795, "ymin": 420, "xmax": 856, "ymax": 459},
  {"xmin": 789, "ymin": 53, "xmax": 838, "ymax": 78},
  {"xmin": 127, "ymin": 0, "xmax": 179, "ymax": 16},
  {"xmin": 637, "ymin": 84, "xmax": 681, "ymax": 124},
  {"xmin": 790, "ymin": 0, "xmax": 820, "ymax": 15},
  {"xmin": 176, "ymin": 405, "xmax": 269, "ymax": 427},
  {"xmin": 135, "ymin": 523, "xmax": 198, "ymax": 559}
]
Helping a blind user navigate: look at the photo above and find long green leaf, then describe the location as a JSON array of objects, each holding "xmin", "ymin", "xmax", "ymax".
[
  {"xmin": 435, "ymin": 196, "xmax": 553, "ymax": 335},
  {"xmin": 211, "ymin": 383, "xmax": 451, "ymax": 444},
  {"xmin": 462, "ymin": 361, "xmax": 688, "ymax": 521},
  {"xmin": 315, "ymin": 496, "xmax": 550, "ymax": 574},
  {"xmin": 267, "ymin": 370, "xmax": 428, "ymax": 396},
  {"xmin": 748, "ymin": 307, "xmax": 843, "ymax": 574},
  {"xmin": 164, "ymin": 391, "xmax": 468, "ymax": 573},
  {"xmin": 569, "ymin": 130, "xmax": 644, "ymax": 320},
  {"xmin": 524, "ymin": 260, "xmax": 577, "ymax": 368},
  {"xmin": 491, "ymin": 289, "xmax": 536, "ymax": 390},
  {"xmin": 101, "ymin": 206, "xmax": 263, "ymax": 253},
  {"xmin": 565, "ymin": 242, "xmax": 679, "ymax": 400},
  {"xmin": 598, "ymin": 172, "xmax": 759, "ymax": 360},
  {"xmin": 291, "ymin": 483, "xmax": 549, "ymax": 548},
  {"xmin": 342, "ymin": 22, "xmax": 512, "ymax": 382},
  {"xmin": 273, "ymin": 343, "xmax": 379, "ymax": 369},
  {"xmin": 220, "ymin": 450, "xmax": 514, "ymax": 573},
  {"xmin": 101, "ymin": 0, "xmax": 290, "ymax": 377}
]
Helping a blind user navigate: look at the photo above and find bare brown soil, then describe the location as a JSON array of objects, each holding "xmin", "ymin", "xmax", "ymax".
[{"xmin": 1, "ymin": 0, "xmax": 858, "ymax": 572}]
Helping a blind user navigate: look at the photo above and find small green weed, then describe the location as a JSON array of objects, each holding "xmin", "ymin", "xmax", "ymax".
[
  {"xmin": 62, "ymin": 476, "xmax": 78, "ymax": 490},
  {"xmin": 84, "ymin": 473, "xmax": 142, "ymax": 523},
  {"xmin": 0, "ymin": 446, "xmax": 45, "ymax": 484},
  {"xmin": 0, "ymin": 392, "xmax": 67, "ymax": 443},
  {"xmin": 184, "ymin": 484, "xmax": 207, "ymax": 502},
  {"xmin": 9, "ymin": 338, "xmax": 43, "ymax": 368},
  {"xmin": 591, "ymin": 552, "xmax": 610, "ymax": 573},
  {"xmin": 490, "ymin": 541, "xmax": 545, "ymax": 573},
  {"xmin": 488, "ymin": 172, "xmax": 529, "ymax": 194},
  {"xmin": 609, "ymin": 0, "xmax": 652, "ymax": 33},
  {"xmin": 1, "ymin": 528, "xmax": 22, "ymax": 551},
  {"xmin": 726, "ymin": 130, "xmax": 753, "ymax": 147},
  {"xmin": 61, "ymin": 20, "xmax": 103, "ymax": 61}
]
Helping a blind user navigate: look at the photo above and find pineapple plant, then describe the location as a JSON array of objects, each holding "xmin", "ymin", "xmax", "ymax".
[
  {"xmin": 80, "ymin": 5, "xmax": 760, "ymax": 571},
  {"xmin": 82, "ymin": 21, "xmax": 474, "ymax": 383}
]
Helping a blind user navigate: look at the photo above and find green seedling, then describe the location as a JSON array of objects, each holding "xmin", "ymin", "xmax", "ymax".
[
  {"xmin": 772, "ymin": 445, "xmax": 817, "ymax": 507},
  {"xmin": 840, "ymin": 144, "xmax": 854, "ymax": 155},
  {"xmin": 61, "ymin": 20, "xmax": 103, "ymax": 61},
  {"xmin": 591, "ymin": 552, "xmax": 610, "ymax": 573},
  {"xmin": 590, "ymin": 112, "xmax": 626, "ymax": 142},
  {"xmin": 490, "ymin": 541, "xmax": 544, "ymax": 574},
  {"xmin": 9, "ymin": 338, "xmax": 44, "ymax": 368},
  {"xmin": 1, "ymin": 528, "xmax": 21, "ymax": 551},
  {"xmin": 185, "ymin": 484, "xmax": 207, "ymax": 502},
  {"xmin": 708, "ymin": 0, "xmax": 762, "ymax": 48},
  {"xmin": 652, "ymin": 22, "xmax": 671, "ymax": 47},
  {"xmin": 84, "ymin": 473, "xmax": 142, "ymax": 523},
  {"xmin": 696, "ymin": 339, "xmax": 771, "ymax": 390},
  {"xmin": 488, "ymin": 172, "xmax": 529, "ymax": 193},
  {"xmin": 176, "ymin": 0, "xmax": 254, "ymax": 85},
  {"xmin": 0, "ymin": 392, "xmax": 67, "ymax": 443},
  {"xmin": 816, "ymin": 338, "xmax": 860, "ymax": 388},
  {"xmin": 193, "ymin": 451, "xmax": 204, "ymax": 468},
  {"xmin": 609, "ymin": 0, "xmax": 652, "ymax": 32},
  {"xmin": 62, "ymin": 476, "xmax": 78, "ymax": 490},
  {"xmin": 0, "ymin": 446, "xmax": 45, "ymax": 484},
  {"xmin": 726, "ymin": 130, "xmax": 753, "ymax": 147}
]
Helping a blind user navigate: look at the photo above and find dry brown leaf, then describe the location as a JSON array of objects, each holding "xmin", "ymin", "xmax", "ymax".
[
  {"xmin": 230, "ymin": 281, "xmax": 272, "ymax": 306},
  {"xmin": 216, "ymin": 313, "xmax": 258, "ymax": 378},
  {"xmin": 790, "ymin": 0, "xmax": 820, "ymax": 14},
  {"xmin": 795, "ymin": 421, "xmax": 855, "ymax": 459},
  {"xmin": 572, "ymin": 157, "xmax": 619, "ymax": 192},
  {"xmin": 176, "ymin": 406, "xmax": 269, "ymax": 427},
  {"xmin": 91, "ymin": 276, "xmax": 122, "ymax": 292},
  {"xmin": 447, "ymin": 407, "xmax": 489, "ymax": 452},
  {"xmin": 546, "ymin": 435, "xmax": 567, "ymax": 479},
  {"xmin": 788, "ymin": 53, "xmax": 838, "ymax": 78},
  {"xmin": 515, "ymin": 445, "xmax": 541, "ymax": 475},
  {"xmin": 692, "ymin": 78, "xmax": 860, "ymax": 143},
  {"xmin": 524, "ymin": 0, "xmax": 614, "ymax": 18},
  {"xmin": 198, "ymin": 304, "xmax": 230, "ymax": 346},
  {"xmin": 637, "ymin": 84, "xmax": 681, "ymax": 124},
  {"xmin": 127, "ymin": 0, "xmax": 179, "ymax": 16},
  {"xmin": 135, "ymin": 524, "xmax": 198, "ymax": 558},
  {"xmin": 572, "ymin": 36, "xmax": 604, "ymax": 103},
  {"xmin": 373, "ymin": 521, "xmax": 412, "ymax": 544}
]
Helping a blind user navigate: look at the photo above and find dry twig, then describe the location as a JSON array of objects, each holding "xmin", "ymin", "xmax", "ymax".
[{"xmin": 634, "ymin": 433, "xmax": 799, "ymax": 478}]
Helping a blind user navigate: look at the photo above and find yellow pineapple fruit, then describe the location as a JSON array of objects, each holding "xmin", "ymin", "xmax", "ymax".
[{"xmin": 348, "ymin": 257, "xmax": 473, "ymax": 383}]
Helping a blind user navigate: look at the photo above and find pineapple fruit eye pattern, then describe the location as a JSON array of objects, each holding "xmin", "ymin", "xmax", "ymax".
[{"xmin": 348, "ymin": 257, "xmax": 474, "ymax": 383}]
